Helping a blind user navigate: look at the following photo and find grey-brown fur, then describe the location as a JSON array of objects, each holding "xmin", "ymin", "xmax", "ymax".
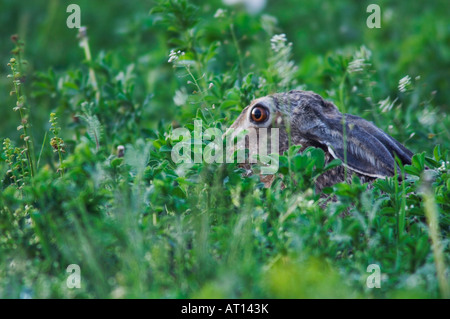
[{"xmin": 228, "ymin": 90, "xmax": 414, "ymax": 191}]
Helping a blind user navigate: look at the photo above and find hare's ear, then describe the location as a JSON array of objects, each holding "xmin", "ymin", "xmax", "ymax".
[
  {"xmin": 314, "ymin": 116, "xmax": 412, "ymax": 178},
  {"xmin": 345, "ymin": 115, "xmax": 414, "ymax": 166}
]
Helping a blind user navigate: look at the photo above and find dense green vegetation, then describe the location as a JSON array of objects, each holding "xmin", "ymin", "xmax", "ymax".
[{"xmin": 0, "ymin": 0, "xmax": 449, "ymax": 298}]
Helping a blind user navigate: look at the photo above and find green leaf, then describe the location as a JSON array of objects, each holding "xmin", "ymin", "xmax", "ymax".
[{"xmin": 324, "ymin": 159, "xmax": 342, "ymax": 171}]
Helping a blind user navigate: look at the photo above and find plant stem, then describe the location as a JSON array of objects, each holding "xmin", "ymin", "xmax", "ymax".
[
  {"xmin": 230, "ymin": 23, "xmax": 243, "ymax": 83},
  {"xmin": 422, "ymin": 178, "xmax": 450, "ymax": 299},
  {"xmin": 78, "ymin": 27, "xmax": 100, "ymax": 102},
  {"xmin": 185, "ymin": 65, "xmax": 208, "ymax": 109},
  {"xmin": 339, "ymin": 71, "xmax": 348, "ymax": 181},
  {"xmin": 10, "ymin": 62, "xmax": 35, "ymax": 178},
  {"xmin": 57, "ymin": 148, "xmax": 64, "ymax": 177},
  {"xmin": 37, "ymin": 131, "xmax": 47, "ymax": 170}
]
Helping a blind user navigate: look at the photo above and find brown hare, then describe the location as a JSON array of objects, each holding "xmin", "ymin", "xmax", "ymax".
[{"xmin": 227, "ymin": 90, "xmax": 414, "ymax": 191}]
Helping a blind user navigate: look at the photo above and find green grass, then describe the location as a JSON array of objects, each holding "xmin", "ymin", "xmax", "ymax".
[{"xmin": 0, "ymin": 0, "xmax": 449, "ymax": 298}]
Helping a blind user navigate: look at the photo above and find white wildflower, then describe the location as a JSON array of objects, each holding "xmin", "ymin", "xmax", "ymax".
[
  {"xmin": 257, "ymin": 76, "xmax": 267, "ymax": 89},
  {"xmin": 268, "ymin": 34, "xmax": 298, "ymax": 89},
  {"xmin": 168, "ymin": 50, "xmax": 178, "ymax": 63},
  {"xmin": 260, "ymin": 14, "xmax": 278, "ymax": 35},
  {"xmin": 223, "ymin": 0, "xmax": 266, "ymax": 15},
  {"xmin": 214, "ymin": 8, "xmax": 226, "ymax": 18},
  {"xmin": 173, "ymin": 88, "xmax": 188, "ymax": 106},
  {"xmin": 378, "ymin": 96, "xmax": 397, "ymax": 113},
  {"xmin": 348, "ymin": 46, "xmax": 372, "ymax": 73},
  {"xmin": 418, "ymin": 108, "xmax": 436, "ymax": 126},
  {"xmin": 383, "ymin": 8, "xmax": 394, "ymax": 22},
  {"xmin": 168, "ymin": 50, "xmax": 185, "ymax": 64},
  {"xmin": 270, "ymin": 33, "xmax": 287, "ymax": 53},
  {"xmin": 348, "ymin": 59, "xmax": 366, "ymax": 73},
  {"xmin": 398, "ymin": 75, "xmax": 411, "ymax": 93},
  {"xmin": 438, "ymin": 161, "xmax": 449, "ymax": 172},
  {"xmin": 356, "ymin": 45, "xmax": 372, "ymax": 60}
]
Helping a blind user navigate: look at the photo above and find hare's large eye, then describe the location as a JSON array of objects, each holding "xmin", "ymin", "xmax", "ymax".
[{"xmin": 250, "ymin": 105, "xmax": 269, "ymax": 123}]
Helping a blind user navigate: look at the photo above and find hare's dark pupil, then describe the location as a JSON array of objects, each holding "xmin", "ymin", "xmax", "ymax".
[{"xmin": 251, "ymin": 105, "xmax": 268, "ymax": 123}]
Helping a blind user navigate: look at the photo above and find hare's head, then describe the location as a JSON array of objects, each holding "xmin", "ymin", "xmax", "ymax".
[{"xmin": 227, "ymin": 90, "xmax": 413, "ymax": 179}]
